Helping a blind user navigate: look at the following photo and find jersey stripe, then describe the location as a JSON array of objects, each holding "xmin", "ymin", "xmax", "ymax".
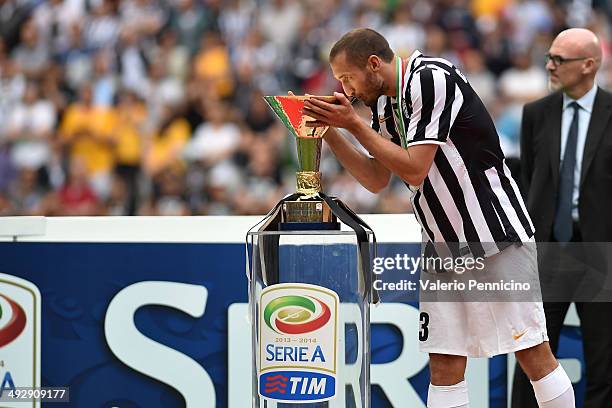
[{"xmin": 414, "ymin": 69, "xmax": 435, "ymax": 142}]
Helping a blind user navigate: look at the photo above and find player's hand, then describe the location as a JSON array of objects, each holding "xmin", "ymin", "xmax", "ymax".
[{"xmin": 303, "ymin": 92, "xmax": 360, "ymax": 130}]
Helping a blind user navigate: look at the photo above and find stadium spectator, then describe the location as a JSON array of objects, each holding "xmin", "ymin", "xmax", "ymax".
[
  {"xmin": 168, "ymin": 0, "xmax": 212, "ymax": 56},
  {"xmin": 8, "ymin": 167, "xmax": 48, "ymax": 215},
  {"xmin": 54, "ymin": 157, "xmax": 100, "ymax": 216},
  {"xmin": 83, "ymin": 0, "xmax": 121, "ymax": 50},
  {"xmin": 113, "ymin": 89, "xmax": 147, "ymax": 214},
  {"xmin": 142, "ymin": 57, "xmax": 185, "ymax": 121},
  {"xmin": 56, "ymin": 22, "xmax": 93, "ymax": 91},
  {"xmin": 32, "ymin": 0, "xmax": 83, "ymax": 55},
  {"xmin": 91, "ymin": 50, "xmax": 116, "ymax": 107},
  {"xmin": 0, "ymin": 0, "xmax": 32, "ymax": 51},
  {"xmin": 142, "ymin": 105, "xmax": 190, "ymax": 177},
  {"xmin": 6, "ymin": 81, "xmax": 55, "ymax": 171},
  {"xmin": 140, "ymin": 163, "xmax": 190, "ymax": 215},
  {"xmin": 11, "ymin": 18, "xmax": 49, "ymax": 80},
  {"xmin": 117, "ymin": 27, "xmax": 148, "ymax": 98},
  {"xmin": 257, "ymin": 0, "xmax": 302, "ymax": 54},
  {"xmin": 184, "ymin": 101, "xmax": 240, "ymax": 168},
  {"xmin": 152, "ymin": 29, "xmax": 190, "ymax": 82},
  {"xmin": 58, "ymin": 83, "xmax": 116, "ymax": 199},
  {"xmin": 461, "ymin": 48, "xmax": 496, "ymax": 106},
  {"xmin": 381, "ymin": 5, "xmax": 426, "ymax": 58},
  {"xmin": 193, "ymin": 31, "xmax": 234, "ymax": 99},
  {"xmin": 233, "ymin": 137, "xmax": 282, "ymax": 215}
]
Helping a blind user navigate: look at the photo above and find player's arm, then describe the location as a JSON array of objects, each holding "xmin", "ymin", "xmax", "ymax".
[
  {"xmin": 305, "ymin": 94, "xmax": 436, "ymax": 186},
  {"xmin": 322, "ymin": 127, "xmax": 391, "ymax": 193},
  {"xmin": 340, "ymin": 118, "xmax": 438, "ymax": 186}
]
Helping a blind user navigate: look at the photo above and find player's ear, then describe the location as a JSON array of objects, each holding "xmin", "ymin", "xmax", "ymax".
[{"xmin": 368, "ymin": 55, "xmax": 381, "ymax": 72}]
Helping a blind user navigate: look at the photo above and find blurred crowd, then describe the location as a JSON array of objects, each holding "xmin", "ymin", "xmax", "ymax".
[{"xmin": 1, "ymin": 0, "xmax": 612, "ymax": 216}]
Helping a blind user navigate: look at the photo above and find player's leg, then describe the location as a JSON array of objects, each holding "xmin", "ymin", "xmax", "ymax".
[
  {"xmin": 419, "ymin": 300, "xmax": 470, "ymax": 408},
  {"xmin": 515, "ymin": 341, "xmax": 560, "ymax": 379},
  {"xmin": 477, "ymin": 241, "xmax": 574, "ymax": 407},
  {"xmin": 429, "ymin": 353, "xmax": 468, "ymax": 385},
  {"xmin": 419, "ymin": 260, "xmax": 474, "ymax": 407},
  {"xmin": 506, "ymin": 299, "xmax": 574, "ymax": 407},
  {"xmin": 427, "ymin": 353, "xmax": 469, "ymax": 408},
  {"xmin": 515, "ymin": 340, "xmax": 575, "ymax": 407},
  {"xmin": 512, "ymin": 302, "xmax": 570, "ymax": 407}
]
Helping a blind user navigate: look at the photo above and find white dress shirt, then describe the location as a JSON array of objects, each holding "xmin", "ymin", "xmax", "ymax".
[{"xmin": 561, "ymin": 83, "xmax": 597, "ymax": 221}]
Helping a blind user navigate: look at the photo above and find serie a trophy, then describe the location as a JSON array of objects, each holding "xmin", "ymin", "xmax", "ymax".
[{"xmin": 246, "ymin": 95, "xmax": 377, "ymax": 408}]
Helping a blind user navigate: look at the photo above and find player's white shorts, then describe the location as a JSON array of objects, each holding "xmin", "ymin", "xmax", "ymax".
[{"xmin": 418, "ymin": 240, "xmax": 549, "ymax": 358}]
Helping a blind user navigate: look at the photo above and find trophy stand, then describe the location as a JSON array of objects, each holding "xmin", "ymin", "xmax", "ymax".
[{"xmin": 246, "ymin": 96, "xmax": 376, "ymax": 408}]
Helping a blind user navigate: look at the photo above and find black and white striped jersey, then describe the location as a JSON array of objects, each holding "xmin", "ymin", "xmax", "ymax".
[{"xmin": 371, "ymin": 50, "xmax": 534, "ymax": 258}]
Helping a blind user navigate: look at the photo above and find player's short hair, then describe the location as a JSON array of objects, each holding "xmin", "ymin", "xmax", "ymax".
[{"xmin": 329, "ymin": 28, "xmax": 394, "ymax": 68}]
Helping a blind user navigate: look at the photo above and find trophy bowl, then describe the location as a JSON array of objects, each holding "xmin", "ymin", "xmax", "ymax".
[
  {"xmin": 263, "ymin": 95, "xmax": 337, "ymax": 139},
  {"xmin": 263, "ymin": 94, "xmax": 340, "ymax": 222}
]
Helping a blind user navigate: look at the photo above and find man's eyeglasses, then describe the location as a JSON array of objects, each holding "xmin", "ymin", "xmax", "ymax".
[{"xmin": 545, "ymin": 53, "xmax": 589, "ymax": 67}]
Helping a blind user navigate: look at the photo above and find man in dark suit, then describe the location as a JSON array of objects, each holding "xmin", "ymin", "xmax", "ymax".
[{"xmin": 512, "ymin": 28, "xmax": 612, "ymax": 407}]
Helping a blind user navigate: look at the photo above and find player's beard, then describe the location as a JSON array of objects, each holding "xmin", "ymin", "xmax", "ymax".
[{"xmin": 359, "ymin": 71, "xmax": 387, "ymax": 108}]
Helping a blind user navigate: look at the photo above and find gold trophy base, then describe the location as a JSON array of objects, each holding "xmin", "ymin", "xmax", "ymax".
[{"xmin": 281, "ymin": 200, "xmax": 338, "ymax": 224}]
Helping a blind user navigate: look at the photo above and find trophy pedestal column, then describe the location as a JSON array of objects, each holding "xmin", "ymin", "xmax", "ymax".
[{"xmin": 247, "ymin": 229, "xmax": 372, "ymax": 408}]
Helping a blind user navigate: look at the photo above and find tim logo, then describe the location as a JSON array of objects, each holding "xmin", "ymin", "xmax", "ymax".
[
  {"xmin": 263, "ymin": 295, "xmax": 331, "ymax": 335},
  {"xmin": 0, "ymin": 294, "xmax": 27, "ymax": 347},
  {"xmin": 262, "ymin": 373, "xmax": 287, "ymax": 395},
  {"xmin": 259, "ymin": 371, "xmax": 335, "ymax": 401}
]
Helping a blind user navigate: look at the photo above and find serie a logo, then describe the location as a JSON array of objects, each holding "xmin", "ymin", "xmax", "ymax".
[
  {"xmin": 258, "ymin": 284, "xmax": 339, "ymax": 403},
  {"xmin": 0, "ymin": 294, "xmax": 27, "ymax": 347},
  {"xmin": 0, "ymin": 273, "xmax": 41, "ymax": 408}
]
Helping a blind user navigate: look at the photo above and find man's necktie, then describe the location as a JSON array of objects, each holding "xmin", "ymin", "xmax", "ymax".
[{"xmin": 553, "ymin": 101, "xmax": 580, "ymax": 242}]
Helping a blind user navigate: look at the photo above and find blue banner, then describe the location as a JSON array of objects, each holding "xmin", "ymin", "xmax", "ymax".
[{"xmin": 0, "ymin": 242, "xmax": 585, "ymax": 407}]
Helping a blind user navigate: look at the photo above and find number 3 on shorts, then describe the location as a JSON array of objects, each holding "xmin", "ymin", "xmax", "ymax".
[{"xmin": 419, "ymin": 312, "xmax": 429, "ymax": 341}]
